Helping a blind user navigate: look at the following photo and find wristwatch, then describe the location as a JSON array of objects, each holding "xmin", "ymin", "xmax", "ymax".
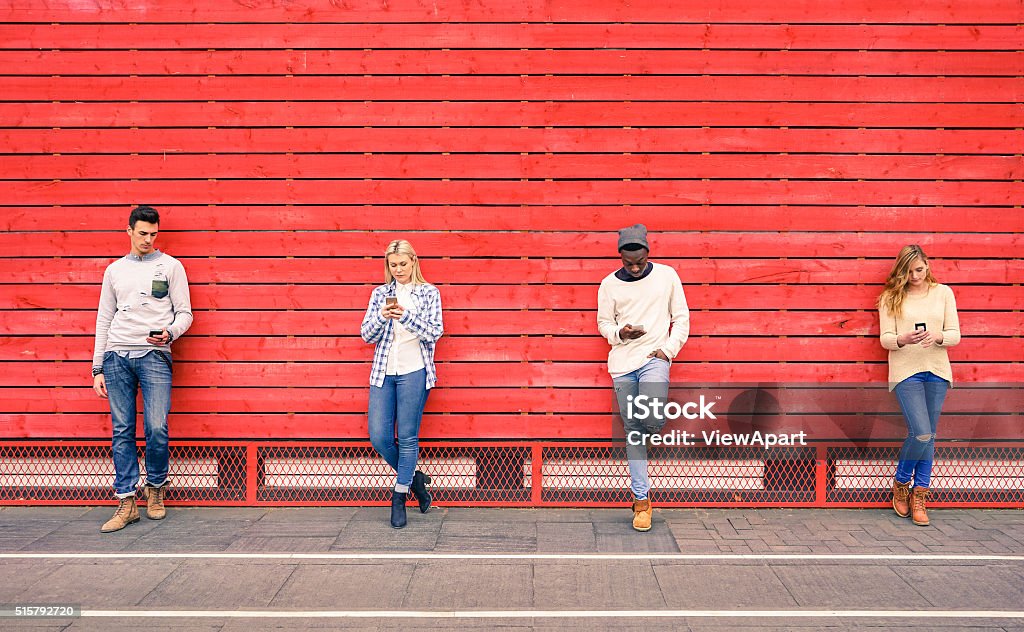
[{"xmin": 91, "ymin": 367, "xmax": 103, "ymax": 377}]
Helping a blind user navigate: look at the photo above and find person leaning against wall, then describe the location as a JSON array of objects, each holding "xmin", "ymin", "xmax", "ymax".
[
  {"xmin": 597, "ymin": 224, "xmax": 690, "ymax": 532},
  {"xmin": 360, "ymin": 240, "xmax": 444, "ymax": 529},
  {"xmin": 878, "ymin": 244, "xmax": 961, "ymax": 527},
  {"xmin": 91, "ymin": 206, "xmax": 194, "ymax": 533}
]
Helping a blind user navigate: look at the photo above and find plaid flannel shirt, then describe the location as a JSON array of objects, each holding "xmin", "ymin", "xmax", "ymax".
[{"xmin": 360, "ymin": 281, "xmax": 443, "ymax": 389}]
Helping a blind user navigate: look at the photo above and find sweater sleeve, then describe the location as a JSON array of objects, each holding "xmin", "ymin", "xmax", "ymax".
[
  {"xmin": 596, "ymin": 280, "xmax": 622, "ymax": 346},
  {"xmin": 938, "ymin": 285, "xmax": 961, "ymax": 347},
  {"xmin": 92, "ymin": 266, "xmax": 116, "ymax": 371},
  {"xmin": 662, "ymin": 268, "xmax": 690, "ymax": 359},
  {"xmin": 879, "ymin": 302, "xmax": 901, "ymax": 351},
  {"xmin": 166, "ymin": 259, "xmax": 194, "ymax": 342}
]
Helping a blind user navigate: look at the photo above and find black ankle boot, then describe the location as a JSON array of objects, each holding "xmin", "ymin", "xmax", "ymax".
[
  {"xmin": 410, "ymin": 470, "xmax": 432, "ymax": 514},
  {"xmin": 390, "ymin": 490, "xmax": 407, "ymax": 529}
]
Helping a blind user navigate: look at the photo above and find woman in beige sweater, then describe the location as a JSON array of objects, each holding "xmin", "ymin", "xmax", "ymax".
[{"xmin": 878, "ymin": 245, "xmax": 961, "ymax": 526}]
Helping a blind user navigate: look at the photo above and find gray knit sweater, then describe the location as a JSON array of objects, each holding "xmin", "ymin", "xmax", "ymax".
[{"xmin": 92, "ymin": 250, "xmax": 194, "ymax": 372}]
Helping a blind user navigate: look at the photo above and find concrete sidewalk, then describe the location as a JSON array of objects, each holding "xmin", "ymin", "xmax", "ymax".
[{"xmin": 0, "ymin": 505, "xmax": 1022, "ymax": 631}]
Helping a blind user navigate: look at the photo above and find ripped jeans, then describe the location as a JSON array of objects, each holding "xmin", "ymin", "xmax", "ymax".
[{"xmin": 893, "ymin": 371, "xmax": 949, "ymax": 489}]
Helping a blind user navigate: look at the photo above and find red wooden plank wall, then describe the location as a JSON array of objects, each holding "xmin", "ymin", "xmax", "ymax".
[{"xmin": 0, "ymin": 0, "xmax": 1021, "ymax": 443}]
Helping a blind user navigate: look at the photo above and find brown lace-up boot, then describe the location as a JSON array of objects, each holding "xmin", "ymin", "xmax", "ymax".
[
  {"xmin": 143, "ymin": 482, "xmax": 168, "ymax": 520},
  {"xmin": 100, "ymin": 496, "xmax": 140, "ymax": 533},
  {"xmin": 911, "ymin": 487, "xmax": 930, "ymax": 526},
  {"xmin": 892, "ymin": 479, "xmax": 911, "ymax": 518},
  {"xmin": 631, "ymin": 498, "xmax": 652, "ymax": 532}
]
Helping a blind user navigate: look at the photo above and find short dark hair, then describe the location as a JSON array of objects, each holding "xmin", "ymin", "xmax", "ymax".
[{"xmin": 129, "ymin": 205, "xmax": 160, "ymax": 228}]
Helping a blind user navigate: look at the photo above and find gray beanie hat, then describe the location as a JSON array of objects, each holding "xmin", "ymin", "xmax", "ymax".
[{"xmin": 617, "ymin": 223, "xmax": 649, "ymax": 252}]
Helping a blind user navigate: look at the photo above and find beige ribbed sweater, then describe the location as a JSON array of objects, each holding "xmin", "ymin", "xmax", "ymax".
[{"xmin": 878, "ymin": 283, "xmax": 961, "ymax": 390}]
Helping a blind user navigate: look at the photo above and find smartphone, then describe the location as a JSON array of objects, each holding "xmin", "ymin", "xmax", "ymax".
[
  {"xmin": 633, "ymin": 324, "xmax": 645, "ymax": 332},
  {"xmin": 385, "ymin": 297, "xmax": 398, "ymax": 306},
  {"xmin": 915, "ymin": 323, "xmax": 927, "ymax": 332},
  {"xmin": 149, "ymin": 329, "xmax": 164, "ymax": 337}
]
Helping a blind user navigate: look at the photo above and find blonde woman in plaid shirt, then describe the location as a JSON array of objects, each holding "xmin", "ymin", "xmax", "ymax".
[{"xmin": 360, "ymin": 240, "xmax": 443, "ymax": 529}]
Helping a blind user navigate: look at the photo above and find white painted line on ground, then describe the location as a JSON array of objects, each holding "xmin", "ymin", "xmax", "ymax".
[
  {"xmin": 77, "ymin": 609, "xmax": 1024, "ymax": 620},
  {"xmin": 2, "ymin": 552, "xmax": 1022, "ymax": 561}
]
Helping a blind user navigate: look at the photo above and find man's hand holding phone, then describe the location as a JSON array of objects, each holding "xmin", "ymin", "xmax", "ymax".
[
  {"xmin": 146, "ymin": 329, "xmax": 170, "ymax": 345},
  {"xmin": 619, "ymin": 323, "xmax": 646, "ymax": 341}
]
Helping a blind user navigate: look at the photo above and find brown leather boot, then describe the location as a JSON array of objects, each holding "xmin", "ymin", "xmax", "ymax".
[
  {"xmin": 143, "ymin": 482, "xmax": 168, "ymax": 520},
  {"xmin": 100, "ymin": 496, "xmax": 140, "ymax": 533},
  {"xmin": 892, "ymin": 479, "xmax": 911, "ymax": 518},
  {"xmin": 631, "ymin": 498, "xmax": 652, "ymax": 532},
  {"xmin": 911, "ymin": 487, "xmax": 930, "ymax": 526}
]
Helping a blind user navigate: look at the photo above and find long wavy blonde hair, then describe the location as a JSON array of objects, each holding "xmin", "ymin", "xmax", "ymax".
[
  {"xmin": 383, "ymin": 239, "xmax": 427, "ymax": 284},
  {"xmin": 877, "ymin": 244, "xmax": 938, "ymax": 317}
]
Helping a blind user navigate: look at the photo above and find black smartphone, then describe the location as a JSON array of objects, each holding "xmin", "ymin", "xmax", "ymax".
[
  {"xmin": 149, "ymin": 329, "xmax": 164, "ymax": 337},
  {"xmin": 915, "ymin": 323, "xmax": 927, "ymax": 332}
]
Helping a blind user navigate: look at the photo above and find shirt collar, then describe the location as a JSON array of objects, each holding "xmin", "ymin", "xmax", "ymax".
[{"xmin": 126, "ymin": 250, "xmax": 162, "ymax": 262}]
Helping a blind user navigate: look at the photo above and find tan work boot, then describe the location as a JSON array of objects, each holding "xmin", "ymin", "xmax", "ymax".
[
  {"xmin": 143, "ymin": 482, "xmax": 168, "ymax": 520},
  {"xmin": 631, "ymin": 498, "xmax": 653, "ymax": 532},
  {"xmin": 911, "ymin": 487, "xmax": 930, "ymax": 526},
  {"xmin": 100, "ymin": 496, "xmax": 140, "ymax": 533},
  {"xmin": 892, "ymin": 478, "xmax": 911, "ymax": 518}
]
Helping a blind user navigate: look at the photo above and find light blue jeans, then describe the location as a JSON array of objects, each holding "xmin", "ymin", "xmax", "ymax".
[
  {"xmin": 613, "ymin": 358, "xmax": 671, "ymax": 500},
  {"xmin": 893, "ymin": 371, "xmax": 949, "ymax": 489},
  {"xmin": 103, "ymin": 351, "xmax": 172, "ymax": 497},
  {"xmin": 368, "ymin": 369, "xmax": 429, "ymax": 493}
]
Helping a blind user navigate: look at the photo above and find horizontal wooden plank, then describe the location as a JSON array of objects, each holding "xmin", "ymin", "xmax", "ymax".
[
  {"xmin": 3, "ymin": 0, "xmax": 1020, "ymax": 24},
  {"xmin": 0, "ymin": 360, "xmax": 888, "ymax": 387},
  {"xmin": 4, "ymin": 102, "xmax": 1023, "ymax": 129},
  {"xmin": 5, "ymin": 207, "xmax": 1024, "ymax": 234},
  {"xmin": 2, "ymin": 309, "xmax": 1020, "ymax": 337},
  {"xmin": 8, "ymin": 361, "xmax": 1023, "ymax": 389},
  {"xmin": 4, "ymin": 50, "xmax": 1022, "ymax": 76},
  {"xmin": 4, "ymin": 284, "xmax": 1022, "ymax": 312},
  {"xmin": 3, "ymin": 257, "xmax": 1019, "ymax": 286},
  {"xmin": 2, "ymin": 232, "xmax": 1021, "ymax": 259},
  {"xmin": 5, "ymin": 412, "xmax": 1020, "ymax": 441},
  {"xmin": 4, "ymin": 24, "xmax": 1021, "ymax": 51},
  {"xmin": 6, "ymin": 128, "xmax": 1021, "ymax": 154},
  {"xmin": 7, "ymin": 76, "xmax": 1021, "ymax": 102},
  {"xmin": 4, "ymin": 384, "xmax": 1022, "ymax": 415},
  {"xmin": 2, "ymin": 179, "xmax": 1020, "ymax": 207},
  {"xmin": 4, "ymin": 154, "xmax": 1020, "ymax": 181},
  {"xmin": 4, "ymin": 336, "xmax": 1021, "ymax": 363}
]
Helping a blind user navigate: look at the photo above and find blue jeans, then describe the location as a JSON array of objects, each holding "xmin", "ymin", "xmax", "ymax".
[
  {"xmin": 103, "ymin": 351, "xmax": 172, "ymax": 497},
  {"xmin": 368, "ymin": 369, "xmax": 429, "ymax": 493},
  {"xmin": 613, "ymin": 358, "xmax": 671, "ymax": 501},
  {"xmin": 893, "ymin": 371, "xmax": 949, "ymax": 489}
]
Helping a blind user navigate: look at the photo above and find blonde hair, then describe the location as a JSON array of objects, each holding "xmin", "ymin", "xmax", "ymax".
[
  {"xmin": 383, "ymin": 239, "xmax": 427, "ymax": 284},
  {"xmin": 877, "ymin": 244, "xmax": 938, "ymax": 317}
]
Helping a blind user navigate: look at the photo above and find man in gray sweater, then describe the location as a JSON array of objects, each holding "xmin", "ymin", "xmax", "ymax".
[{"xmin": 92, "ymin": 206, "xmax": 193, "ymax": 532}]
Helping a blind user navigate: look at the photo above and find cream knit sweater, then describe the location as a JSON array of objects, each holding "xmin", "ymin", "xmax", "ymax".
[
  {"xmin": 597, "ymin": 262, "xmax": 690, "ymax": 376},
  {"xmin": 879, "ymin": 283, "xmax": 961, "ymax": 390}
]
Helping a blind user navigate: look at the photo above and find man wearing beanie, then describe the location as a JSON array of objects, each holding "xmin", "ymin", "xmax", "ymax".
[{"xmin": 597, "ymin": 224, "xmax": 690, "ymax": 531}]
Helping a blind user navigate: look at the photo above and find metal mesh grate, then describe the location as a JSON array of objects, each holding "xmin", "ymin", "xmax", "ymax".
[{"xmin": 828, "ymin": 445, "xmax": 1024, "ymax": 505}]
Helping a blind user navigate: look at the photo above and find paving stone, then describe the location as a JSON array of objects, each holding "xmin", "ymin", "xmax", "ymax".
[
  {"xmin": 225, "ymin": 536, "xmax": 337, "ymax": 552},
  {"xmin": 401, "ymin": 561, "xmax": 533, "ymax": 609},
  {"xmin": 270, "ymin": 562, "xmax": 416, "ymax": 609},
  {"xmin": 434, "ymin": 520, "xmax": 537, "ymax": 552},
  {"xmin": 593, "ymin": 520, "xmax": 680, "ymax": 553},
  {"xmin": 893, "ymin": 564, "xmax": 1024, "ymax": 609},
  {"xmin": 653, "ymin": 564, "xmax": 799, "ymax": 609},
  {"xmin": 535, "ymin": 560, "xmax": 666, "ymax": 609},
  {"xmin": 771, "ymin": 564, "xmax": 918, "ymax": 609},
  {"xmin": 138, "ymin": 560, "xmax": 296, "ymax": 609},
  {"xmin": 14, "ymin": 559, "xmax": 181, "ymax": 607},
  {"xmin": 0, "ymin": 561, "xmax": 63, "ymax": 601},
  {"xmin": 332, "ymin": 516, "xmax": 441, "ymax": 551},
  {"xmin": 536, "ymin": 521, "xmax": 597, "ymax": 552}
]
